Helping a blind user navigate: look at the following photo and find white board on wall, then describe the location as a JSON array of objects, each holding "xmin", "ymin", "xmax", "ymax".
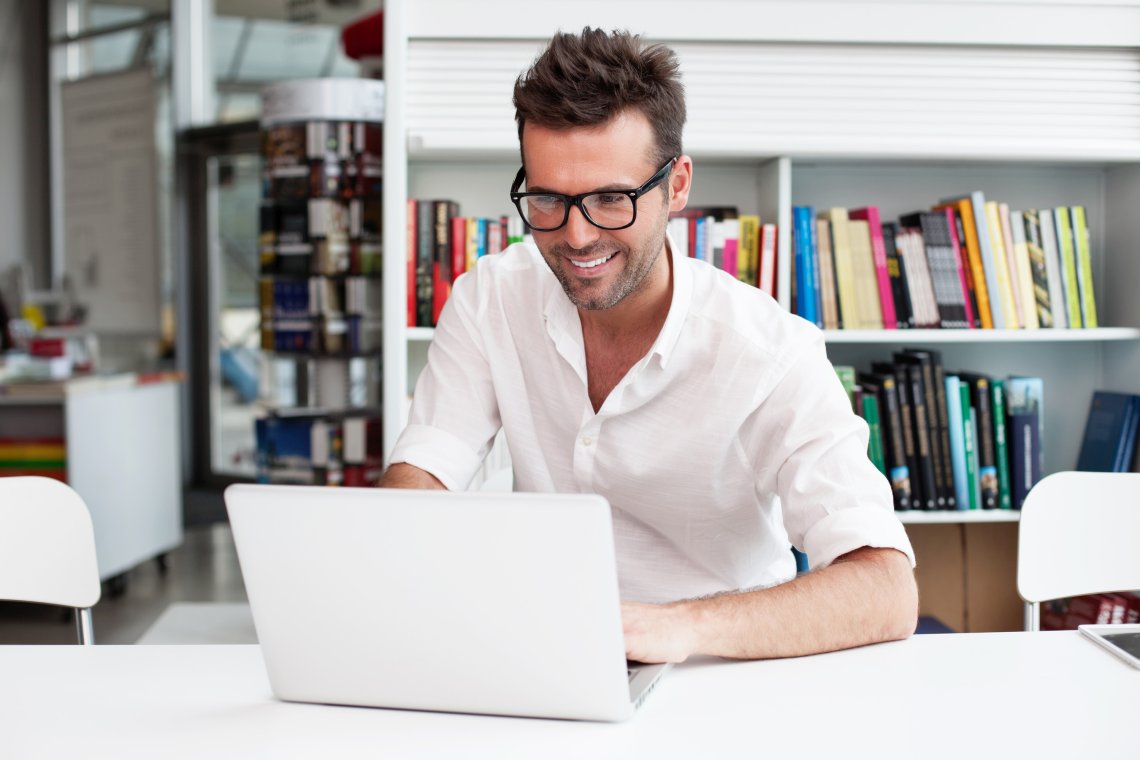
[{"xmin": 61, "ymin": 68, "xmax": 161, "ymax": 334}]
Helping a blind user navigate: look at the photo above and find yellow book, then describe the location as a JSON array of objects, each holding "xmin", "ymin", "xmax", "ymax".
[
  {"xmin": 825, "ymin": 208, "xmax": 861, "ymax": 329},
  {"xmin": 0, "ymin": 442, "xmax": 67, "ymax": 460},
  {"xmin": 984, "ymin": 201, "xmax": 1020, "ymax": 329},
  {"xmin": 1070, "ymin": 206, "xmax": 1098, "ymax": 328},
  {"xmin": 465, "ymin": 218, "xmax": 479, "ymax": 273},
  {"xmin": 847, "ymin": 219, "xmax": 883, "ymax": 329},
  {"xmin": 1054, "ymin": 207, "xmax": 1083, "ymax": 328},
  {"xmin": 738, "ymin": 215, "xmax": 760, "ymax": 286}
]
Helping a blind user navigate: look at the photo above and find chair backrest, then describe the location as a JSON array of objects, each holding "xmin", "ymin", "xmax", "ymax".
[
  {"xmin": 0, "ymin": 477, "xmax": 101, "ymax": 643},
  {"xmin": 1017, "ymin": 471, "xmax": 1140, "ymax": 631}
]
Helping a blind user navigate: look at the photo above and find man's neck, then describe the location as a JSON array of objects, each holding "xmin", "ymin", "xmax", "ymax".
[{"xmin": 578, "ymin": 242, "xmax": 673, "ymax": 343}]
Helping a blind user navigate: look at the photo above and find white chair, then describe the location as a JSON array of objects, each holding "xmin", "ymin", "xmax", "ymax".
[
  {"xmin": 0, "ymin": 477, "xmax": 102, "ymax": 644},
  {"xmin": 1017, "ymin": 471, "xmax": 1140, "ymax": 631}
]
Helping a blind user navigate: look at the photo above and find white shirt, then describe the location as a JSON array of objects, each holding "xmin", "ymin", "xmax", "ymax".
[{"xmin": 391, "ymin": 240, "xmax": 915, "ymax": 604}]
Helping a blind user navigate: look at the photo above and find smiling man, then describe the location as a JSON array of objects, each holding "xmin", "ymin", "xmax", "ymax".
[{"xmin": 380, "ymin": 28, "xmax": 918, "ymax": 663}]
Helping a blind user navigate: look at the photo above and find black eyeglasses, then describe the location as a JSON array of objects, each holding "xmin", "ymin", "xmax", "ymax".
[{"xmin": 509, "ymin": 157, "xmax": 677, "ymax": 232}]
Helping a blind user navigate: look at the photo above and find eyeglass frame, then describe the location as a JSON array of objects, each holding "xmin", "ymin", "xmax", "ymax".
[{"xmin": 509, "ymin": 156, "xmax": 678, "ymax": 232}]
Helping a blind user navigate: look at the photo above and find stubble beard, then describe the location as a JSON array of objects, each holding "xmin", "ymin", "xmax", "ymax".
[{"xmin": 541, "ymin": 222, "xmax": 668, "ymax": 311}]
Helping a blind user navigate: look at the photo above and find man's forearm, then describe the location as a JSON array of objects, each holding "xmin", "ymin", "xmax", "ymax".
[
  {"xmin": 377, "ymin": 462, "xmax": 447, "ymax": 490},
  {"xmin": 623, "ymin": 547, "xmax": 917, "ymax": 662}
]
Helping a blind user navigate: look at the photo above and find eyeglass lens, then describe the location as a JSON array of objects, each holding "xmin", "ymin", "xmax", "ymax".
[{"xmin": 522, "ymin": 193, "xmax": 635, "ymax": 230}]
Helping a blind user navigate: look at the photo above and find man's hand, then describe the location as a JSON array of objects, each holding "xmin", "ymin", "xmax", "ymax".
[{"xmin": 620, "ymin": 601, "xmax": 699, "ymax": 664}]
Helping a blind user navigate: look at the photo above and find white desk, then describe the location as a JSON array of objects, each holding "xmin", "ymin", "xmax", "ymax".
[{"xmin": 3, "ymin": 632, "xmax": 1135, "ymax": 759}]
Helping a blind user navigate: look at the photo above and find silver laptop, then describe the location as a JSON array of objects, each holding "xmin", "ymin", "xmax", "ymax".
[{"xmin": 224, "ymin": 484, "xmax": 669, "ymax": 721}]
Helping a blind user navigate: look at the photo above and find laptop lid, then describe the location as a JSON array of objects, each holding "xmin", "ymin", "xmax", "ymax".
[{"xmin": 225, "ymin": 484, "xmax": 639, "ymax": 721}]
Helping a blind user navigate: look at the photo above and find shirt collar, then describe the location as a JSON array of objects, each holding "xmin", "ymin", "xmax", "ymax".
[{"xmin": 541, "ymin": 231, "xmax": 693, "ymax": 371}]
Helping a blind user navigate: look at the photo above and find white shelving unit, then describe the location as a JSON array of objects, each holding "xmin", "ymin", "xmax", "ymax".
[{"xmin": 381, "ymin": 0, "xmax": 1140, "ymax": 630}]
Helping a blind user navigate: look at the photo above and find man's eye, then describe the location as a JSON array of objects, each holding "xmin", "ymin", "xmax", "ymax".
[{"xmin": 595, "ymin": 194, "xmax": 627, "ymax": 205}]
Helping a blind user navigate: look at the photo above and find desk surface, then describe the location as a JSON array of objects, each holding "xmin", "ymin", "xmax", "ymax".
[{"xmin": 3, "ymin": 632, "xmax": 1136, "ymax": 759}]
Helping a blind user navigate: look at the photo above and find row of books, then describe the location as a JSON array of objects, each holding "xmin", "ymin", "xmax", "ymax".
[
  {"xmin": 258, "ymin": 276, "xmax": 382, "ymax": 355},
  {"xmin": 263, "ymin": 120, "xmax": 383, "ymax": 202},
  {"xmin": 837, "ymin": 349, "xmax": 1044, "ymax": 511},
  {"xmin": 259, "ymin": 199, "xmax": 383, "ymax": 277},
  {"xmin": 1041, "ymin": 592, "xmax": 1140, "ymax": 631},
  {"xmin": 0, "ymin": 438, "xmax": 66, "ymax": 482},
  {"xmin": 794, "ymin": 196, "xmax": 1098, "ymax": 331},
  {"xmin": 1075, "ymin": 391, "xmax": 1140, "ymax": 473},
  {"xmin": 255, "ymin": 413, "xmax": 383, "ymax": 486},
  {"xmin": 665, "ymin": 208, "xmax": 779, "ymax": 296},
  {"xmin": 406, "ymin": 199, "xmax": 525, "ymax": 327}
]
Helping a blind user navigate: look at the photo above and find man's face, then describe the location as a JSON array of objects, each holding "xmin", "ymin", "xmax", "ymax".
[{"xmin": 520, "ymin": 111, "xmax": 674, "ymax": 311}]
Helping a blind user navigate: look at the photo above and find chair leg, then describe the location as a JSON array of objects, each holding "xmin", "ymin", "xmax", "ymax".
[
  {"xmin": 75, "ymin": 607, "xmax": 95, "ymax": 645},
  {"xmin": 1023, "ymin": 602, "xmax": 1040, "ymax": 632}
]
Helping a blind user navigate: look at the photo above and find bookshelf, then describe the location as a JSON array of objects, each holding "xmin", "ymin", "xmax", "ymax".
[{"xmin": 381, "ymin": 0, "xmax": 1140, "ymax": 631}]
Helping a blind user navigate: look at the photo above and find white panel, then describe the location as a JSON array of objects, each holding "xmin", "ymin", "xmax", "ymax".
[
  {"xmin": 406, "ymin": 1, "xmax": 1140, "ymax": 48},
  {"xmin": 407, "ymin": 40, "xmax": 1140, "ymax": 160},
  {"xmin": 67, "ymin": 381, "xmax": 182, "ymax": 579}
]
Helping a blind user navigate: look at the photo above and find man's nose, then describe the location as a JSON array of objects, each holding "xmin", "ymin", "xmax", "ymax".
[{"xmin": 562, "ymin": 203, "xmax": 601, "ymax": 250}]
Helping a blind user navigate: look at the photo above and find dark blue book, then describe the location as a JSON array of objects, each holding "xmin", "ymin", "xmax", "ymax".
[
  {"xmin": 1076, "ymin": 391, "xmax": 1139, "ymax": 472},
  {"xmin": 1114, "ymin": 396, "xmax": 1140, "ymax": 472},
  {"xmin": 1009, "ymin": 411, "xmax": 1041, "ymax": 510}
]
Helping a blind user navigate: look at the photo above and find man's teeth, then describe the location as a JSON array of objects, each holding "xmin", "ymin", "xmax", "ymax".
[{"xmin": 571, "ymin": 253, "xmax": 615, "ymax": 269}]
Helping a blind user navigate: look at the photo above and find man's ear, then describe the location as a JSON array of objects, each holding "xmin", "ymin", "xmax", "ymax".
[{"xmin": 668, "ymin": 155, "xmax": 693, "ymax": 213}]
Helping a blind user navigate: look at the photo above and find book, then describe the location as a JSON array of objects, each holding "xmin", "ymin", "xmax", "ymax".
[
  {"xmin": 875, "ymin": 361, "xmax": 923, "ymax": 511},
  {"xmin": 943, "ymin": 207, "xmax": 977, "ymax": 329},
  {"xmin": 898, "ymin": 211, "xmax": 969, "ymax": 329},
  {"xmin": 991, "ymin": 379, "xmax": 1013, "ymax": 509},
  {"xmin": 998, "ymin": 203, "xmax": 1025, "ymax": 328},
  {"xmin": 1036, "ymin": 209, "xmax": 1069, "ymax": 329},
  {"xmin": 1021, "ymin": 210, "xmax": 1054, "ymax": 329},
  {"xmin": 861, "ymin": 371, "xmax": 912, "ymax": 510},
  {"xmin": 1070, "ymin": 206, "xmax": 1098, "ymax": 329},
  {"xmin": 825, "ymin": 208, "xmax": 860, "ymax": 329},
  {"xmin": 983, "ymin": 201, "xmax": 1020, "ymax": 329},
  {"xmin": 847, "ymin": 219, "xmax": 884, "ymax": 329},
  {"xmin": 849, "ymin": 206, "xmax": 898, "ymax": 330},
  {"xmin": 957, "ymin": 372, "xmax": 998, "ymax": 509},
  {"xmin": 1008, "ymin": 210, "xmax": 1039, "ymax": 329},
  {"xmin": 880, "ymin": 222, "xmax": 914, "ymax": 329},
  {"xmin": 758, "ymin": 223, "xmax": 778, "ymax": 298},
  {"xmin": 1076, "ymin": 391, "xmax": 1140, "ymax": 472},
  {"xmin": 815, "ymin": 218, "xmax": 840, "ymax": 329},
  {"xmin": 903, "ymin": 362, "xmax": 937, "ymax": 510},
  {"xmin": 960, "ymin": 380, "xmax": 981, "ymax": 510},
  {"xmin": 834, "ymin": 365, "xmax": 857, "ymax": 406},
  {"xmin": 944, "ymin": 375, "xmax": 969, "ymax": 511},
  {"xmin": 855, "ymin": 386, "xmax": 886, "ymax": 475},
  {"xmin": 895, "ymin": 227, "xmax": 939, "ymax": 328},
  {"xmin": 738, "ymin": 215, "xmax": 761, "ymax": 286},
  {"xmin": 1006, "ymin": 376, "xmax": 1045, "ymax": 508},
  {"xmin": 792, "ymin": 207, "xmax": 820, "ymax": 326},
  {"xmin": 934, "ymin": 197, "xmax": 994, "ymax": 329},
  {"xmin": 897, "ymin": 350, "xmax": 955, "ymax": 510},
  {"xmin": 1053, "ymin": 207, "xmax": 1083, "ymax": 328},
  {"xmin": 941, "ymin": 192, "xmax": 1004, "ymax": 328}
]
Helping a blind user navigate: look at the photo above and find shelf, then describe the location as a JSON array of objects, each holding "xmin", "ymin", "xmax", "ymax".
[
  {"xmin": 824, "ymin": 328, "xmax": 1140, "ymax": 344},
  {"xmin": 897, "ymin": 510, "xmax": 1021, "ymax": 525}
]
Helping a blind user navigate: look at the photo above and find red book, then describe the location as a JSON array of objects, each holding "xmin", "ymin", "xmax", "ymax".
[
  {"xmin": 850, "ymin": 206, "xmax": 899, "ymax": 329},
  {"xmin": 341, "ymin": 11, "xmax": 383, "ymax": 60}
]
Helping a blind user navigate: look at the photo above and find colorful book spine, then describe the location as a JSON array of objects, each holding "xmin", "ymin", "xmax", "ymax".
[
  {"xmin": 1054, "ymin": 207, "xmax": 1082, "ymax": 328},
  {"xmin": 815, "ymin": 218, "xmax": 840, "ymax": 330},
  {"xmin": 966, "ymin": 192, "xmax": 1005, "ymax": 329},
  {"xmin": 738, "ymin": 215, "xmax": 760, "ymax": 286},
  {"xmin": 1070, "ymin": 206, "xmax": 1098, "ymax": 328},
  {"xmin": 983, "ymin": 201, "xmax": 1020, "ymax": 329},
  {"xmin": 943, "ymin": 207, "xmax": 976, "ymax": 329},
  {"xmin": 792, "ymin": 207, "xmax": 819, "ymax": 326},
  {"xmin": 758, "ymin": 223, "xmax": 778, "ymax": 298},
  {"xmin": 826, "ymin": 208, "xmax": 860, "ymax": 329},
  {"xmin": 1022, "ymin": 210, "xmax": 1054, "ymax": 329},
  {"xmin": 991, "ymin": 379, "xmax": 1013, "ymax": 509},
  {"xmin": 850, "ymin": 206, "xmax": 898, "ymax": 330},
  {"xmin": 961, "ymin": 385, "xmax": 980, "ymax": 510},
  {"xmin": 935, "ymin": 199, "xmax": 994, "ymax": 329},
  {"xmin": 998, "ymin": 203, "xmax": 1025, "ymax": 328},
  {"xmin": 945, "ymin": 375, "xmax": 969, "ymax": 511},
  {"xmin": 847, "ymin": 219, "xmax": 884, "ymax": 329},
  {"xmin": 1037, "ymin": 209, "xmax": 1068, "ymax": 329},
  {"xmin": 1009, "ymin": 210, "xmax": 1039, "ymax": 329}
]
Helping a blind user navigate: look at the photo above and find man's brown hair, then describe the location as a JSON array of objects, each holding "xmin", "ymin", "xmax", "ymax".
[{"xmin": 512, "ymin": 27, "xmax": 685, "ymax": 168}]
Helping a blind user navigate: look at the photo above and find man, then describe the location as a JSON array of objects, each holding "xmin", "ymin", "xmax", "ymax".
[{"xmin": 381, "ymin": 28, "xmax": 917, "ymax": 663}]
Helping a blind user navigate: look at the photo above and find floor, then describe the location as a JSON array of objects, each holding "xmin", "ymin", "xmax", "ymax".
[{"xmin": 0, "ymin": 523, "xmax": 248, "ymax": 645}]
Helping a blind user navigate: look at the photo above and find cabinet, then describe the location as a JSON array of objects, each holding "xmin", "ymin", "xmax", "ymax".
[
  {"xmin": 0, "ymin": 374, "xmax": 183, "ymax": 580},
  {"xmin": 380, "ymin": 1, "xmax": 1140, "ymax": 629}
]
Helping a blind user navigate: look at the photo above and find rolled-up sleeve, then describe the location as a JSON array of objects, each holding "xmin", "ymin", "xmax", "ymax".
[
  {"xmin": 388, "ymin": 267, "xmax": 502, "ymax": 490},
  {"xmin": 745, "ymin": 331, "xmax": 915, "ymax": 571}
]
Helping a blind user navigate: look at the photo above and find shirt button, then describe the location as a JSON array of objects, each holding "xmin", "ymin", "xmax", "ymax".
[{"xmin": 581, "ymin": 436, "xmax": 592, "ymax": 446}]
